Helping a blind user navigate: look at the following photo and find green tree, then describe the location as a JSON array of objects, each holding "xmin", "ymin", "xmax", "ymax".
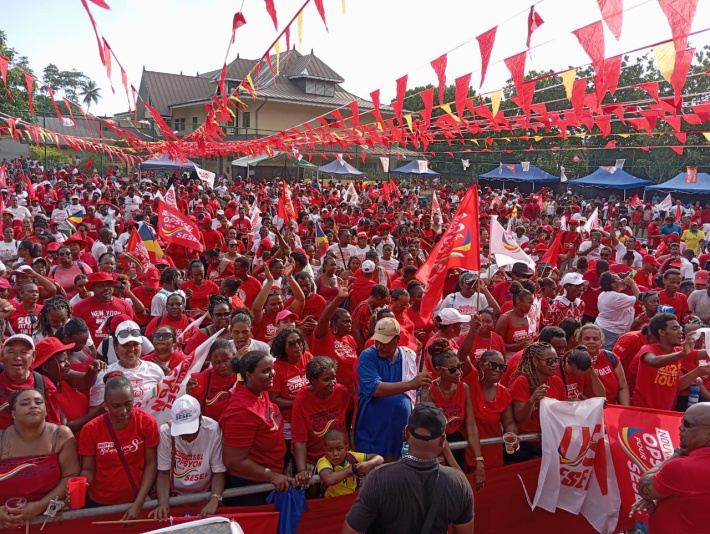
[
  {"xmin": 80, "ymin": 79, "xmax": 101, "ymax": 111},
  {"xmin": 0, "ymin": 30, "xmax": 34, "ymax": 119}
]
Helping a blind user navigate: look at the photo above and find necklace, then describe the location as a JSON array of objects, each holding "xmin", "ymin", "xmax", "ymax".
[
  {"xmin": 434, "ymin": 379, "xmax": 456, "ymax": 400},
  {"xmin": 403, "ymin": 454, "xmax": 439, "ymax": 464}
]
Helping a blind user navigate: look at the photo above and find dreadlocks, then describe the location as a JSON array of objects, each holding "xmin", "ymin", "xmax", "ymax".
[
  {"xmin": 34, "ymin": 296, "xmax": 72, "ymax": 339},
  {"xmin": 509, "ymin": 342, "xmax": 552, "ymax": 393}
]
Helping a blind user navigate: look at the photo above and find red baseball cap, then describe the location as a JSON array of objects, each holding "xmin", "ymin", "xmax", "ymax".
[
  {"xmin": 144, "ymin": 267, "xmax": 161, "ymax": 289},
  {"xmin": 642, "ymin": 254, "xmax": 659, "ymax": 266}
]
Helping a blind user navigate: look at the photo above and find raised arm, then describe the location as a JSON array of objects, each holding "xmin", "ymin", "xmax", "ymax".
[{"xmin": 314, "ymin": 285, "xmax": 350, "ymax": 339}]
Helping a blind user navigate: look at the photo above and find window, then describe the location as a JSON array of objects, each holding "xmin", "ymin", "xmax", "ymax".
[
  {"xmin": 242, "ymin": 112, "xmax": 251, "ymax": 128},
  {"xmin": 303, "ymin": 80, "xmax": 335, "ymax": 96},
  {"xmin": 174, "ymin": 118, "xmax": 185, "ymax": 131},
  {"xmin": 192, "ymin": 117, "xmax": 198, "ymax": 129}
]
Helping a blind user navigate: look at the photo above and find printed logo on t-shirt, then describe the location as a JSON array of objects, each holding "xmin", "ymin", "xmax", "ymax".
[
  {"xmin": 13, "ymin": 315, "xmax": 34, "ymax": 336},
  {"xmin": 97, "ymin": 439, "xmax": 143, "ymax": 455},
  {"xmin": 334, "ymin": 340, "xmax": 357, "ymax": 360},
  {"xmin": 654, "ymin": 363, "xmax": 682, "ymax": 387},
  {"xmin": 442, "ymin": 404, "xmax": 463, "ymax": 431},
  {"xmin": 265, "ymin": 324, "xmax": 278, "ymax": 339},
  {"xmin": 309, "ymin": 407, "xmax": 344, "ymax": 437},
  {"xmin": 286, "ymin": 375, "xmax": 309, "ymax": 397},
  {"xmin": 263, "ymin": 405, "xmax": 282, "ymax": 431},
  {"xmin": 129, "ymin": 378, "xmax": 144, "ymax": 399},
  {"xmin": 173, "ymin": 450, "xmax": 208, "ymax": 483}
]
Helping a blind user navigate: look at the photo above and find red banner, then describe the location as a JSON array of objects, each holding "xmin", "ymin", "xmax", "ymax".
[
  {"xmin": 156, "ymin": 200, "xmax": 203, "ymax": 252},
  {"xmin": 605, "ymin": 405, "xmax": 682, "ymax": 520},
  {"xmin": 120, "ymin": 227, "xmax": 150, "ymax": 275},
  {"xmin": 277, "ymin": 180, "xmax": 297, "ymax": 222}
]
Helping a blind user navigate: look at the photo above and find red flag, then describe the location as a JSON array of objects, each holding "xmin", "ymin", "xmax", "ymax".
[
  {"xmin": 657, "ymin": 0, "xmax": 699, "ymax": 54},
  {"xmin": 277, "ymin": 181, "xmax": 297, "ymax": 222},
  {"xmin": 0, "ymin": 163, "xmax": 7, "ymax": 188},
  {"xmin": 314, "ymin": 0, "xmax": 328, "ymax": 30},
  {"xmin": 388, "ymin": 179, "xmax": 400, "ymax": 198},
  {"xmin": 454, "ymin": 73, "xmax": 472, "ymax": 120},
  {"xmin": 102, "ymin": 38, "xmax": 116, "ymax": 93},
  {"xmin": 88, "ymin": 0, "xmax": 111, "ymax": 8},
  {"xmin": 23, "ymin": 71, "xmax": 35, "ymax": 114},
  {"xmin": 430, "ymin": 54, "xmax": 448, "ymax": 105},
  {"xmin": 0, "ymin": 53, "xmax": 12, "ymax": 100},
  {"xmin": 504, "ymin": 51, "xmax": 527, "ymax": 95},
  {"xmin": 44, "ymin": 85, "xmax": 64, "ymax": 121},
  {"xmin": 85, "ymin": 158, "xmax": 93, "ymax": 170},
  {"xmin": 62, "ymin": 98, "xmax": 77, "ymax": 128},
  {"xmin": 157, "ymin": 200, "xmax": 203, "ymax": 252},
  {"xmin": 232, "ymin": 12, "xmax": 247, "ymax": 43},
  {"xmin": 526, "ymin": 6, "xmax": 544, "ymax": 50},
  {"xmin": 675, "ymin": 201, "xmax": 683, "ymax": 221},
  {"xmin": 121, "ymin": 227, "xmax": 151, "ymax": 275},
  {"xmin": 416, "ymin": 187, "xmax": 480, "ymax": 322},
  {"xmin": 540, "ymin": 230, "xmax": 564, "ymax": 268},
  {"xmin": 80, "ymin": 0, "xmax": 105, "ymax": 65},
  {"xmin": 573, "ymin": 22, "xmax": 606, "ymax": 84},
  {"xmin": 264, "ymin": 0, "xmax": 278, "ymax": 30},
  {"xmin": 21, "ymin": 174, "xmax": 36, "ymax": 202},
  {"xmin": 393, "ymin": 75, "xmax": 408, "ymax": 125},
  {"xmin": 476, "ymin": 27, "xmax": 497, "ymax": 88},
  {"xmin": 596, "ymin": 0, "xmax": 623, "ymax": 40}
]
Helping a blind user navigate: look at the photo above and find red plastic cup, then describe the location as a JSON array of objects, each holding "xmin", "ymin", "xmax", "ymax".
[{"xmin": 67, "ymin": 476, "xmax": 88, "ymax": 509}]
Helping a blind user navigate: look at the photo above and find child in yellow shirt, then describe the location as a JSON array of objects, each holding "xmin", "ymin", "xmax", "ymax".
[{"xmin": 316, "ymin": 429, "xmax": 384, "ymax": 498}]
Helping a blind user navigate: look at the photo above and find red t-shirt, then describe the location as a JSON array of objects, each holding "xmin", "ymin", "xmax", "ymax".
[
  {"xmin": 559, "ymin": 367, "xmax": 590, "ymax": 400},
  {"xmin": 500, "ymin": 350, "xmax": 523, "ymax": 387},
  {"xmin": 649, "ymin": 447, "xmax": 710, "ymax": 534},
  {"xmin": 348, "ymin": 276, "xmax": 377, "ymax": 315},
  {"xmin": 78, "ymin": 411, "xmax": 159, "ymax": 505},
  {"xmin": 0, "ymin": 372, "xmax": 61, "ymax": 429},
  {"xmin": 491, "ymin": 280, "xmax": 512, "ymax": 307},
  {"xmin": 581, "ymin": 270, "xmax": 601, "ymax": 318},
  {"xmin": 220, "ymin": 383, "xmax": 286, "ymax": 474},
  {"xmin": 72, "ymin": 297, "xmax": 137, "ymax": 345},
  {"xmin": 191, "ymin": 368, "xmax": 239, "ymax": 420},
  {"xmin": 404, "ymin": 307, "xmax": 436, "ymax": 343},
  {"xmin": 207, "ymin": 262, "xmax": 235, "ymax": 286},
  {"xmin": 613, "ymin": 330, "xmax": 647, "ymax": 375},
  {"xmin": 658, "ymin": 291, "xmax": 689, "ymax": 323},
  {"xmin": 632, "ymin": 343, "xmax": 684, "ymax": 410},
  {"xmin": 142, "ymin": 350, "xmax": 189, "ymax": 371},
  {"xmin": 291, "ymin": 384, "xmax": 351, "ymax": 464},
  {"xmin": 468, "ymin": 373, "xmax": 512, "ymax": 467},
  {"xmin": 144, "ymin": 314, "xmax": 191, "ymax": 339},
  {"xmin": 510, "ymin": 374, "xmax": 567, "ymax": 434},
  {"xmin": 588, "ymin": 351, "xmax": 620, "ymax": 404},
  {"xmin": 458, "ymin": 331, "xmax": 507, "ymax": 362},
  {"xmin": 429, "ymin": 381, "xmax": 466, "ymax": 435},
  {"xmin": 236, "ymin": 276, "xmax": 262, "ymax": 309},
  {"xmin": 180, "ymin": 280, "xmax": 220, "ymax": 312},
  {"xmin": 130, "ymin": 286, "xmax": 157, "ymax": 326},
  {"xmin": 309, "ymin": 331, "xmax": 358, "ymax": 392},
  {"xmin": 285, "ymin": 294, "xmax": 326, "ymax": 321},
  {"xmin": 252, "ymin": 314, "xmax": 278, "ymax": 343},
  {"xmin": 7, "ymin": 302, "xmax": 43, "ymax": 337},
  {"xmin": 270, "ymin": 352, "xmax": 313, "ymax": 421}
]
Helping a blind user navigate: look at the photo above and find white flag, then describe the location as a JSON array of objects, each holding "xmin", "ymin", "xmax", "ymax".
[
  {"xmin": 614, "ymin": 158, "xmax": 626, "ymax": 170},
  {"xmin": 193, "ymin": 164, "xmax": 215, "ymax": 189},
  {"xmin": 498, "ymin": 162, "xmax": 503, "ymax": 174},
  {"xmin": 560, "ymin": 215, "xmax": 569, "ymax": 231},
  {"xmin": 489, "ymin": 216, "xmax": 536, "ymax": 270},
  {"xmin": 136, "ymin": 328, "xmax": 224, "ymax": 425},
  {"xmin": 583, "ymin": 207, "xmax": 599, "ymax": 233},
  {"xmin": 417, "ymin": 160, "xmax": 428, "ymax": 173},
  {"xmin": 62, "ymin": 118, "xmax": 75, "ymax": 127},
  {"xmin": 249, "ymin": 195, "xmax": 262, "ymax": 227},
  {"xmin": 293, "ymin": 149, "xmax": 303, "ymax": 161},
  {"xmin": 177, "ymin": 312, "xmax": 209, "ymax": 342},
  {"xmin": 531, "ymin": 398, "xmax": 620, "ymax": 534},
  {"xmin": 164, "ymin": 185, "xmax": 178, "ymax": 209},
  {"xmin": 521, "ymin": 161, "xmax": 530, "ymax": 172},
  {"xmin": 379, "ymin": 156, "xmax": 389, "ymax": 173},
  {"xmin": 431, "ymin": 191, "xmax": 442, "ymax": 219},
  {"xmin": 335, "ymin": 153, "xmax": 345, "ymax": 164},
  {"xmin": 461, "ymin": 159, "xmax": 470, "ymax": 170},
  {"xmin": 658, "ymin": 193, "xmax": 673, "ymax": 212},
  {"xmin": 346, "ymin": 182, "xmax": 359, "ymax": 204},
  {"xmin": 560, "ymin": 166, "xmax": 568, "ymax": 183}
]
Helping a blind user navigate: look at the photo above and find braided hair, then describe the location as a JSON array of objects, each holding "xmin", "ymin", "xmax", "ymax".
[
  {"xmin": 509, "ymin": 342, "xmax": 553, "ymax": 393},
  {"xmin": 207, "ymin": 294, "xmax": 232, "ymax": 316},
  {"xmin": 34, "ymin": 296, "xmax": 72, "ymax": 339}
]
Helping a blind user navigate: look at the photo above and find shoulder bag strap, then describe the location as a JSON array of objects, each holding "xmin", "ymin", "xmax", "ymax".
[
  {"xmin": 420, "ymin": 467, "xmax": 443, "ymax": 534},
  {"xmin": 170, "ymin": 433, "xmax": 176, "ymax": 492},
  {"xmin": 103, "ymin": 413, "xmax": 139, "ymax": 495}
]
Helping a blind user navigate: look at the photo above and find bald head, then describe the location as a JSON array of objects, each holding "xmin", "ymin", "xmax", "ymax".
[{"xmin": 681, "ymin": 403, "xmax": 710, "ymax": 452}]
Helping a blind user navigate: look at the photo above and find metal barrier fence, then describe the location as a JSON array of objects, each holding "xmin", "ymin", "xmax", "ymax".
[{"xmin": 31, "ymin": 433, "xmax": 540, "ymax": 524}]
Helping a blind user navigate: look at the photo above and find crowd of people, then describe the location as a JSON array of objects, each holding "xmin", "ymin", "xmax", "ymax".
[{"xmin": 0, "ymin": 154, "xmax": 708, "ymax": 532}]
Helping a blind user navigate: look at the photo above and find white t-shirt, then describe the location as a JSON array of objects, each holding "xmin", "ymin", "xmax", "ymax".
[
  {"xmin": 98, "ymin": 335, "xmax": 155, "ymax": 366},
  {"xmin": 0, "ymin": 240, "xmax": 19, "ymax": 262},
  {"xmin": 353, "ymin": 245, "xmax": 371, "ymax": 262},
  {"xmin": 230, "ymin": 338, "xmax": 271, "ymax": 354},
  {"xmin": 435, "ymin": 292, "xmax": 489, "ymax": 333},
  {"xmin": 688, "ymin": 290, "xmax": 710, "ymax": 321},
  {"xmin": 328, "ymin": 243, "xmax": 358, "ymax": 270},
  {"xmin": 151, "ymin": 288, "xmax": 185, "ymax": 317},
  {"xmin": 10, "ymin": 206, "xmax": 31, "ymax": 221},
  {"xmin": 89, "ymin": 359, "xmax": 164, "ymax": 407},
  {"xmin": 157, "ymin": 416, "xmax": 226, "ymax": 494},
  {"xmin": 578, "ymin": 240, "xmax": 603, "ymax": 261},
  {"xmin": 379, "ymin": 257, "xmax": 399, "ymax": 277},
  {"xmin": 613, "ymin": 243, "xmax": 643, "ymax": 268},
  {"xmin": 595, "ymin": 291, "xmax": 637, "ymax": 334},
  {"xmin": 124, "ymin": 195, "xmax": 142, "ymax": 213}
]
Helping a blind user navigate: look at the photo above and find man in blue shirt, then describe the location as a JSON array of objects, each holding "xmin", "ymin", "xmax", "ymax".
[
  {"xmin": 660, "ymin": 216, "xmax": 682, "ymax": 236},
  {"xmin": 354, "ymin": 318, "xmax": 432, "ymax": 461}
]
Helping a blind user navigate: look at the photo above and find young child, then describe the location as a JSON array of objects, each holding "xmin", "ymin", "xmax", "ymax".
[{"xmin": 316, "ymin": 429, "xmax": 383, "ymax": 498}]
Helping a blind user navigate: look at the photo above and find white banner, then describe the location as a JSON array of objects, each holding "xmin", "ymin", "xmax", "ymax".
[
  {"xmin": 532, "ymin": 398, "xmax": 620, "ymax": 534},
  {"xmin": 521, "ymin": 161, "xmax": 530, "ymax": 172},
  {"xmin": 658, "ymin": 193, "xmax": 673, "ymax": 212},
  {"xmin": 417, "ymin": 160, "xmax": 428, "ymax": 173},
  {"xmin": 192, "ymin": 164, "xmax": 215, "ymax": 189},
  {"xmin": 583, "ymin": 208, "xmax": 599, "ymax": 233},
  {"xmin": 431, "ymin": 191, "xmax": 442, "ymax": 219},
  {"xmin": 461, "ymin": 159, "xmax": 470, "ymax": 170},
  {"xmin": 489, "ymin": 216, "xmax": 536, "ymax": 270},
  {"xmin": 379, "ymin": 156, "xmax": 389, "ymax": 173},
  {"xmin": 135, "ymin": 328, "xmax": 224, "ymax": 426},
  {"xmin": 164, "ymin": 184, "xmax": 178, "ymax": 209},
  {"xmin": 346, "ymin": 182, "xmax": 359, "ymax": 204},
  {"xmin": 560, "ymin": 166, "xmax": 568, "ymax": 183},
  {"xmin": 614, "ymin": 159, "xmax": 626, "ymax": 170}
]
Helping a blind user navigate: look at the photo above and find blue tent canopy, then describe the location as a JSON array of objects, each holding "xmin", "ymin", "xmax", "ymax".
[
  {"xmin": 646, "ymin": 172, "xmax": 710, "ymax": 194},
  {"xmin": 570, "ymin": 167, "xmax": 653, "ymax": 190},
  {"xmin": 139, "ymin": 153, "xmax": 199, "ymax": 170},
  {"xmin": 389, "ymin": 160, "xmax": 440, "ymax": 176},
  {"xmin": 479, "ymin": 163, "xmax": 560, "ymax": 183},
  {"xmin": 317, "ymin": 159, "xmax": 365, "ymax": 176}
]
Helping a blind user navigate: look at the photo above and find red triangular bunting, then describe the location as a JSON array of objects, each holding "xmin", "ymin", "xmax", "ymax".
[
  {"xmin": 504, "ymin": 51, "xmax": 527, "ymax": 94},
  {"xmin": 657, "ymin": 0, "xmax": 699, "ymax": 53},
  {"xmin": 476, "ymin": 27, "xmax": 497, "ymax": 88},
  {"xmin": 596, "ymin": 0, "xmax": 623, "ymax": 40},
  {"xmin": 431, "ymin": 54, "xmax": 448, "ymax": 105}
]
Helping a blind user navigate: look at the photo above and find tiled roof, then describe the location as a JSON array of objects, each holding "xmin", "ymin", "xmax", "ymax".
[
  {"xmin": 142, "ymin": 71, "xmax": 214, "ymax": 116},
  {"xmin": 285, "ymin": 52, "xmax": 344, "ymax": 82}
]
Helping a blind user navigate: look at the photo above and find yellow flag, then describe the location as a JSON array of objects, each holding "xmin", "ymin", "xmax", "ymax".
[
  {"xmin": 440, "ymin": 104, "xmax": 460, "ymax": 122},
  {"xmin": 471, "ymin": 139, "xmax": 479, "ymax": 146},
  {"xmin": 653, "ymin": 41, "xmax": 676, "ymax": 84},
  {"xmin": 297, "ymin": 12, "xmax": 304, "ymax": 50},
  {"xmin": 404, "ymin": 114, "xmax": 413, "ymax": 132},
  {"xmin": 703, "ymin": 132, "xmax": 710, "ymax": 142},
  {"xmin": 341, "ymin": 0, "xmax": 346, "ymax": 13},
  {"xmin": 490, "ymin": 89, "xmax": 502, "ymax": 117},
  {"xmin": 561, "ymin": 69, "xmax": 576, "ymax": 101},
  {"xmin": 245, "ymin": 74, "xmax": 256, "ymax": 96},
  {"xmin": 275, "ymin": 41, "xmax": 280, "ymax": 75},
  {"xmin": 618, "ymin": 133, "xmax": 630, "ymax": 138},
  {"xmin": 533, "ymin": 136, "xmax": 543, "ymax": 141}
]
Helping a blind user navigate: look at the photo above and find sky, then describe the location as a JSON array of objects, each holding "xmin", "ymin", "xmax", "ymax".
[{"xmin": 3, "ymin": 0, "xmax": 710, "ymax": 118}]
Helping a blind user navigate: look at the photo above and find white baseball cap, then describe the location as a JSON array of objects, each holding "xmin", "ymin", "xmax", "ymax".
[
  {"xmin": 436, "ymin": 308, "xmax": 471, "ymax": 325},
  {"xmin": 170, "ymin": 395, "xmax": 201, "ymax": 436},
  {"xmin": 114, "ymin": 320, "xmax": 142, "ymax": 345},
  {"xmin": 560, "ymin": 272, "xmax": 585, "ymax": 286},
  {"xmin": 362, "ymin": 260, "xmax": 376, "ymax": 274}
]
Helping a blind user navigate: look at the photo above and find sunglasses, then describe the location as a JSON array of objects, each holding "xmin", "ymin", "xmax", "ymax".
[
  {"xmin": 536, "ymin": 356, "xmax": 562, "ymax": 367},
  {"xmin": 440, "ymin": 362, "xmax": 464, "ymax": 375},
  {"xmin": 286, "ymin": 339, "xmax": 305, "ymax": 348},
  {"xmin": 58, "ymin": 252, "xmax": 71, "ymax": 257},
  {"xmin": 117, "ymin": 328, "xmax": 141, "ymax": 339},
  {"xmin": 485, "ymin": 361, "xmax": 508, "ymax": 372},
  {"xmin": 213, "ymin": 312, "xmax": 231, "ymax": 319},
  {"xmin": 228, "ymin": 243, "xmax": 238, "ymax": 248},
  {"xmin": 152, "ymin": 332, "xmax": 174, "ymax": 341}
]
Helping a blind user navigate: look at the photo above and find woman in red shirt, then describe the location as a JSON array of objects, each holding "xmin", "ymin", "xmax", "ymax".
[
  {"xmin": 510, "ymin": 342, "xmax": 567, "ymax": 461},
  {"xmin": 292, "ymin": 357, "xmax": 351, "ymax": 485},
  {"xmin": 457, "ymin": 308, "xmax": 506, "ymax": 362},
  {"xmin": 188, "ymin": 339, "xmax": 238, "ymax": 420},
  {"xmin": 311, "ymin": 287, "xmax": 358, "ymax": 396},
  {"xmin": 78, "ymin": 375, "xmax": 158, "ymax": 520},
  {"xmin": 56, "ymin": 317, "xmax": 101, "ymax": 373},
  {"xmin": 220, "ymin": 350, "xmax": 289, "ymax": 505},
  {"xmin": 495, "ymin": 282, "xmax": 535, "ymax": 361},
  {"xmin": 144, "ymin": 293, "xmax": 190, "ymax": 340},
  {"xmin": 577, "ymin": 324, "xmax": 631, "ymax": 405},
  {"xmin": 183, "ymin": 295, "xmax": 233, "ymax": 355},
  {"xmin": 404, "ymin": 283, "xmax": 436, "ymax": 346},
  {"xmin": 7, "ymin": 282, "xmax": 43, "ymax": 337},
  {"xmin": 180, "ymin": 260, "xmax": 220, "ymax": 316},
  {"xmin": 423, "ymin": 347, "xmax": 485, "ymax": 489},
  {"xmin": 251, "ymin": 263, "xmax": 304, "ymax": 343},
  {"xmin": 143, "ymin": 326, "xmax": 188, "ymax": 373},
  {"xmin": 469, "ymin": 350, "xmax": 517, "ymax": 468}
]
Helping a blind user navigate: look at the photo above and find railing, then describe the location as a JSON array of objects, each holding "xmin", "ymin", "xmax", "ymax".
[{"xmin": 31, "ymin": 433, "xmax": 540, "ymax": 524}]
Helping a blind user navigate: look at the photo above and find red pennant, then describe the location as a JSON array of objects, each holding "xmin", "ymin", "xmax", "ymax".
[
  {"xmin": 144, "ymin": 101, "xmax": 178, "ymax": 140},
  {"xmin": 511, "ymin": 81, "xmax": 536, "ymax": 120},
  {"xmin": 604, "ymin": 55, "xmax": 622, "ymax": 96},
  {"xmin": 80, "ymin": 0, "xmax": 105, "ymax": 65},
  {"xmin": 430, "ymin": 54, "xmax": 448, "ymax": 105},
  {"xmin": 596, "ymin": 0, "xmax": 623, "ymax": 40},
  {"xmin": 674, "ymin": 132, "xmax": 687, "ymax": 143},
  {"xmin": 657, "ymin": 0, "xmax": 699, "ymax": 53},
  {"xmin": 476, "ymin": 27, "xmax": 497, "ymax": 88},
  {"xmin": 671, "ymin": 146, "xmax": 684, "ymax": 155},
  {"xmin": 526, "ymin": 6, "xmax": 544, "ymax": 50},
  {"xmin": 605, "ymin": 140, "xmax": 617, "ymax": 148},
  {"xmin": 23, "ymin": 71, "xmax": 35, "ymax": 114},
  {"xmin": 640, "ymin": 110, "xmax": 659, "ymax": 130},
  {"xmin": 349, "ymin": 100, "xmax": 360, "ymax": 129},
  {"xmin": 394, "ymin": 75, "xmax": 408, "ymax": 125},
  {"xmin": 635, "ymin": 82, "xmax": 659, "ymax": 102},
  {"xmin": 595, "ymin": 114, "xmax": 611, "ymax": 136},
  {"xmin": 571, "ymin": 78, "xmax": 586, "ymax": 116},
  {"xmin": 285, "ymin": 26, "xmax": 291, "ymax": 64},
  {"xmin": 0, "ymin": 54, "xmax": 12, "ymax": 100},
  {"xmin": 662, "ymin": 114, "xmax": 682, "ymax": 131},
  {"xmin": 504, "ymin": 51, "xmax": 527, "ymax": 94},
  {"xmin": 314, "ymin": 0, "xmax": 328, "ymax": 31},
  {"xmin": 102, "ymin": 38, "xmax": 116, "ymax": 93},
  {"xmin": 88, "ymin": 0, "xmax": 110, "ymax": 8},
  {"xmin": 370, "ymin": 89, "xmax": 384, "ymax": 129},
  {"xmin": 671, "ymin": 48, "xmax": 695, "ymax": 104},
  {"xmin": 232, "ymin": 12, "xmax": 247, "ymax": 43},
  {"xmin": 573, "ymin": 22, "xmax": 606, "ymax": 84},
  {"xmin": 264, "ymin": 0, "xmax": 278, "ymax": 30},
  {"xmin": 43, "ymin": 86, "xmax": 63, "ymax": 121},
  {"xmin": 420, "ymin": 87, "xmax": 434, "ymax": 129},
  {"xmin": 455, "ymin": 74, "xmax": 471, "ymax": 120}
]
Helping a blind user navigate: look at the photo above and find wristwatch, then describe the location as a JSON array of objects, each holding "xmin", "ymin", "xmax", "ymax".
[
  {"xmin": 351, "ymin": 462, "xmax": 360, "ymax": 475},
  {"xmin": 210, "ymin": 494, "xmax": 223, "ymax": 502}
]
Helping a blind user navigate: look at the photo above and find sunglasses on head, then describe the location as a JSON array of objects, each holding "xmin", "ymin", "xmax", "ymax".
[
  {"xmin": 440, "ymin": 362, "xmax": 464, "ymax": 375},
  {"xmin": 152, "ymin": 332, "xmax": 173, "ymax": 341},
  {"xmin": 536, "ymin": 356, "xmax": 562, "ymax": 367},
  {"xmin": 117, "ymin": 328, "xmax": 141, "ymax": 339},
  {"xmin": 485, "ymin": 361, "xmax": 508, "ymax": 372}
]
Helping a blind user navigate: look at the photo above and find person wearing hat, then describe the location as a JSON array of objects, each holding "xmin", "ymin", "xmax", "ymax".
[
  {"xmin": 681, "ymin": 221, "xmax": 706, "ymax": 256},
  {"xmin": 344, "ymin": 403, "xmax": 474, "ymax": 534},
  {"xmin": 436, "ymin": 271, "xmax": 500, "ymax": 335},
  {"xmin": 72, "ymin": 272, "xmax": 137, "ymax": 345},
  {"xmin": 543, "ymin": 272, "xmax": 586, "ymax": 327},
  {"xmin": 354, "ymin": 318, "xmax": 432, "ymax": 461},
  {"xmin": 688, "ymin": 271, "xmax": 710, "ymax": 322},
  {"xmin": 490, "ymin": 262, "xmax": 534, "ymax": 308},
  {"xmin": 373, "ymin": 222, "xmax": 396, "ymax": 257},
  {"xmin": 148, "ymin": 395, "xmax": 227, "ymax": 520}
]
